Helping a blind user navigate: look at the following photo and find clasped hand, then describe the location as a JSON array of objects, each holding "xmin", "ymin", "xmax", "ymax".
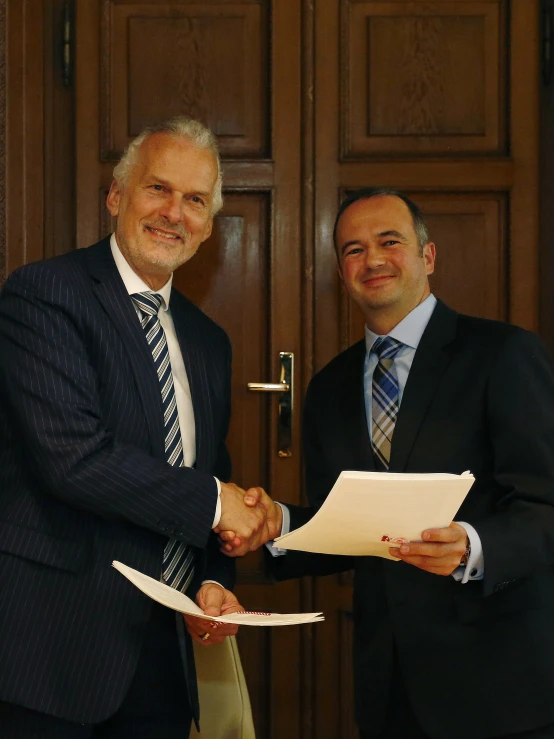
[{"xmin": 216, "ymin": 483, "xmax": 282, "ymax": 557}]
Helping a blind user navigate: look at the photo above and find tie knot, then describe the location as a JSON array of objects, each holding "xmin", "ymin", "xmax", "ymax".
[
  {"xmin": 371, "ymin": 336, "xmax": 403, "ymax": 361},
  {"xmin": 131, "ymin": 291, "xmax": 164, "ymax": 317}
]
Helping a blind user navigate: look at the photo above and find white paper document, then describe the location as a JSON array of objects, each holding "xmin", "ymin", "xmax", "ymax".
[
  {"xmin": 274, "ymin": 470, "xmax": 475, "ymax": 559},
  {"xmin": 112, "ymin": 561, "xmax": 324, "ymax": 625}
]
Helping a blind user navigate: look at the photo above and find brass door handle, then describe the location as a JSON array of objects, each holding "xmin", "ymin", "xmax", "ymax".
[{"xmin": 247, "ymin": 352, "xmax": 293, "ymax": 457}]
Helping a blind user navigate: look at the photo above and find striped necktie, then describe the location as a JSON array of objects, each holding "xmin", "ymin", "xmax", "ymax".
[
  {"xmin": 370, "ymin": 336, "xmax": 404, "ymax": 470},
  {"xmin": 131, "ymin": 291, "xmax": 195, "ymax": 593}
]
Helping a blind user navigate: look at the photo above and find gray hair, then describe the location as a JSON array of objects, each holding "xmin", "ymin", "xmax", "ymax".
[{"xmin": 112, "ymin": 115, "xmax": 223, "ymax": 215}]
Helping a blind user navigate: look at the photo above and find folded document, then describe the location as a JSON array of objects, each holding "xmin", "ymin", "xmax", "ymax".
[
  {"xmin": 274, "ymin": 470, "xmax": 475, "ymax": 559},
  {"xmin": 113, "ymin": 561, "xmax": 323, "ymax": 625}
]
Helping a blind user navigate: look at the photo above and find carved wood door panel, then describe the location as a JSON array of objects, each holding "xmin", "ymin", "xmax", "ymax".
[
  {"xmin": 75, "ymin": 2, "xmax": 305, "ymax": 737},
  {"xmin": 312, "ymin": 2, "xmax": 539, "ymax": 738}
]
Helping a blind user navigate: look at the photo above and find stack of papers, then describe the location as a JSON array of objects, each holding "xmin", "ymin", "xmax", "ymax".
[
  {"xmin": 112, "ymin": 561, "xmax": 323, "ymax": 625},
  {"xmin": 274, "ymin": 470, "xmax": 474, "ymax": 559}
]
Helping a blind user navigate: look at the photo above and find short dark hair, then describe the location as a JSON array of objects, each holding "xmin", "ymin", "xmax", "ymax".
[{"xmin": 332, "ymin": 187, "xmax": 429, "ymax": 257}]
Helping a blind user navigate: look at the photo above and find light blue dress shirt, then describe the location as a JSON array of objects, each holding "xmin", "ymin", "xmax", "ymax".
[{"xmin": 270, "ymin": 294, "xmax": 484, "ymax": 583}]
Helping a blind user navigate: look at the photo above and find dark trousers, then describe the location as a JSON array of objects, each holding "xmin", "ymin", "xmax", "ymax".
[
  {"xmin": 359, "ymin": 658, "xmax": 427, "ymax": 739},
  {"xmin": 0, "ymin": 603, "xmax": 192, "ymax": 739},
  {"xmin": 359, "ymin": 665, "xmax": 554, "ymax": 739},
  {"xmin": 361, "ymin": 723, "xmax": 554, "ymax": 739}
]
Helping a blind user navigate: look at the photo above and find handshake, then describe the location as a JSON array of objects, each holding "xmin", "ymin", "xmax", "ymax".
[{"xmin": 216, "ymin": 482, "xmax": 283, "ymax": 557}]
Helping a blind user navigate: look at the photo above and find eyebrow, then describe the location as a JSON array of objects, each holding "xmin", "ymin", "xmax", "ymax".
[
  {"xmin": 378, "ymin": 229, "xmax": 407, "ymax": 241},
  {"xmin": 148, "ymin": 174, "xmax": 170, "ymax": 186},
  {"xmin": 340, "ymin": 230, "xmax": 408, "ymax": 255},
  {"xmin": 148, "ymin": 174, "xmax": 212, "ymax": 198}
]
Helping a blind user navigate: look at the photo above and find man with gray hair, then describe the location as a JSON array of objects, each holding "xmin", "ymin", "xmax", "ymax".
[{"xmin": 0, "ymin": 116, "xmax": 272, "ymax": 737}]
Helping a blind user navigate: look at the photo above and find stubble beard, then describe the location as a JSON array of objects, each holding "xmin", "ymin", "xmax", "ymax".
[{"xmin": 128, "ymin": 227, "xmax": 197, "ymax": 276}]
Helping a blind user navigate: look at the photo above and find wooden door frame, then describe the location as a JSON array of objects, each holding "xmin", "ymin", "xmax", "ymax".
[
  {"xmin": 0, "ymin": 3, "xmax": 551, "ymax": 738},
  {"xmin": 74, "ymin": 1, "xmax": 312, "ymax": 737},
  {"xmin": 540, "ymin": 0, "xmax": 554, "ymax": 356},
  {"xmin": 311, "ymin": 2, "xmax": 541, "ymax": 738},
  {"xmin": 1, "ymin": 0, "xmax": 76, "ymax": 287}
]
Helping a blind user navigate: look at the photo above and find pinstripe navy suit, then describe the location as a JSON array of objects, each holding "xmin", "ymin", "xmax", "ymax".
[{"xmin": 0, "ymin": 237, "xmax": 235, "ymax": 725}]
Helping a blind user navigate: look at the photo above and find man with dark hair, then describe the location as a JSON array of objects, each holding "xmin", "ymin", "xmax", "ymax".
[
  {"xmin": 221, "ymin": 189, "xmax": 554, "ymax": 738},
  {"xmin": 0, "ymin": 116, "xmax": 271, "ymax": 738},
  {"xmin": 332, "ymin": 187, "xmax": 430, "ymax": 257}
]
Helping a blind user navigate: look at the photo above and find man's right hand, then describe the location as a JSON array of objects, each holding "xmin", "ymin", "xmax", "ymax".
[
  {"xmin": 217, "ymin": 482, "xmax": 269, "ymax": 554},
  {"xmin": 217, "ymin": 486, "xmax": 283, "ymax": 557}
]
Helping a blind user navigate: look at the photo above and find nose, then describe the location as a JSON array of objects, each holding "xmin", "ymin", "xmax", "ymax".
[
  {"xmin": 364, "ymin": 243, "xmax": 386, "ymax": 269},
  {"xmin": 159, "ymin": 193, "xmax": 183, "ymax": 224}
]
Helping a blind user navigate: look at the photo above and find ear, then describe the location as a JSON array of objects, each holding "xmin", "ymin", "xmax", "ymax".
[
  {"xmin": 423, "ymin": 242, "xmax": 436, "ymax": 276},
  {"xmin": 106, "ymin": 180, "xmax": 121, "ymax": 217}
]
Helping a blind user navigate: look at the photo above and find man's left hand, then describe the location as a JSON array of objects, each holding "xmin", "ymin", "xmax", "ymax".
[
  {"xmin": 388, "ymin": 522, "xmax": 468, "ymax": 576},
  {"xmin": 184, "ymin": 582, "xmax": 243, "ymax": 647}
]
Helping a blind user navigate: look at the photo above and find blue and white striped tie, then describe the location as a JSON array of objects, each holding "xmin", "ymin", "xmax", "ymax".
[
  {"xmin": 131, "ymin": 291, "xmax": 195, "ymax": 593},
  {"xmin": 371, "ymin": 336, "xmax": 404, "ymax": 470}
]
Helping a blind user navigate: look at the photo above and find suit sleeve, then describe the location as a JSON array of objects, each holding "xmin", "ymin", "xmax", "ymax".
[
  {"xmin": 271, "ymin": 378, "xmax": 354, "ymax": 581},
  {"xmin": 202, "ymin": 343, "xmax": 236, "ymax": 589},
  {"xmin": 0, "ymin": 268, "xmax": 219, "ymax": 550},
  {"xmin": 474, "ymin": 329, "xmax": 554, "ymax": 596}
]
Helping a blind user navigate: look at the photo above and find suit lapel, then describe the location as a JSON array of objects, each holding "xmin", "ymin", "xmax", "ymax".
[
  {"xmin": 389, "ymin": 300, "xmax": 458, "ymax": 471},
  {"xmin": 85, "ymin": 238, "xmax": 166, "ymax": 459},
  {"xmin": 335, "ymin": 341, "xmax": 376, "ymax": 471},
  {"xmin": 170, "ymin": 290, "xmax": 214, "ymax": 474}
]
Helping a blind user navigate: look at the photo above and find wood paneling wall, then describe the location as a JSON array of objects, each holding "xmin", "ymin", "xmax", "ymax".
[
  {"xmin": 0, "ymin": 0, "xmax": 5, "ymax": 283},
  {"xmin": 540, "ymin": 0, "xmax": 554, "ymax": 356},
  {"xmin": 1, "ymin": 0, "xmax": 75, "ymax": 285}
]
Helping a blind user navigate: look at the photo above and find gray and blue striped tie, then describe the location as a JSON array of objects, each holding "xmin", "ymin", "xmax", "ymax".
[
  {"xmin": 371, "ymin": 336, "xmax": 404, "ymax": 471},
  {"xmin": 131, "ymin": 291, "xmax": 195, "ymax": 593}
]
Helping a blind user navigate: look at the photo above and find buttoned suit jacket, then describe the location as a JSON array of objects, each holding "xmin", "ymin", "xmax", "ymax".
[
  {"xmin": 0, "ymin": 237, "xmax": 235, "ymax": 724},
  {"xmin": 272, "ymin": 300, "xmax": 554, "ymax": 739}
]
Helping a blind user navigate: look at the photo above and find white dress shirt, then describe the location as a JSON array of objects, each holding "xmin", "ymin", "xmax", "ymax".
[{"xmin": 110, "ymin": 234, "xmax": 222, "ymax": 528}]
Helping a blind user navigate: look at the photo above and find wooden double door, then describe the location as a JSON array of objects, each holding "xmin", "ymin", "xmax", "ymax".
[{"xmin": 4, "ymin": 0, "xmax": 539, "ymax": 737}]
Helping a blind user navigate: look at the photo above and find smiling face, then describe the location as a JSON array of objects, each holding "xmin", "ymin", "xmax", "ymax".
[
  {"xmin": 106, "ymin": 132, "xmax": 218, "ymax": 290},
  {"xmin": 336, "ymin": 195, "xmax": 436, "ymax": 334}
]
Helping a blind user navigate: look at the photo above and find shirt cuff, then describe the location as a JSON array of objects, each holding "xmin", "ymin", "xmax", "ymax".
[
  {"xmin": 265, "ymin": 502, "xmax": 290, "ymax": 558},
  {"xmin": 211, "ymin": 477, "xmax": 222, "ymax": 529},
  {"xmin": 201, "ymin": 580, "xmax": 225, "ymax": 589},
  {"xmin": 451, "ymin": 521, "xmax": 484, "ymax": 583}
]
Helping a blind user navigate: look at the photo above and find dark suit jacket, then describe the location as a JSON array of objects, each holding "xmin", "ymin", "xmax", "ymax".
[
  {"xmin": 272, "ymin": 300, "xmax": 554, "ymax": 739},
  {"xmin": 0, "ymin": 238, "xmax": 235, "ymax": 723}
]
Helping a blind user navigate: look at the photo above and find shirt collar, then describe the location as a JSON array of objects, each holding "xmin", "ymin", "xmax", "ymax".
[
  {"xmin": 364, "ymin": 294, "xmax": 437, "ymax": 353},
  {"xmin": 110, "ymin": 233, "xmax": 173, "ymax": 311}
]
